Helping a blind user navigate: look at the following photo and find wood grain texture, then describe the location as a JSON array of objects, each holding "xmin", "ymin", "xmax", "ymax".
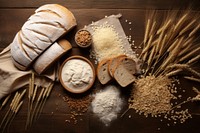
[
  {"xmin": 0, "ymin": 0, "xmax": 200, "ymax": 10},
  {"xmin": 0, "ymin": 1, "xmax": 200, "ymax": 133},
  {"xmin": 0, "ymin": 9, "xmax": 145, "ymax": 49}
]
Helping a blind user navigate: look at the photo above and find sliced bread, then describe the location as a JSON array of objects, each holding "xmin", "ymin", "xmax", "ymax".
[
  {"xmin": 33, "ymin": 39, "xmax": 72, "ymax": 74},
  {"xmin": 118, "ymin": 57, "xmax": 137, "ymax": 75},
  {"xmin": 97, "ymin": 58, "xmax": 112, "ymax": 85},
  {"xmin": 11, "ymin": 4, "xmax": 77, "ymax": 70},
  {"xmin": 108, "ymin": 55, "xmax": 127, "ymax": 77},
  {"xmin": 113, "ymin": 57, "xmax": 136, "ymax": 87},
  {"xmin": 113, "ymin": 63, "xmax": 136, "ymax": 87}
]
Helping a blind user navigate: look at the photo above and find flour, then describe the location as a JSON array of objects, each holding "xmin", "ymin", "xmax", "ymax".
[
  {"xmin": 61, "ymin": 59, "xmax": 93, "ymax": 89},
  {"xmin": 91, "ymin": 85, "xmax": 123, "ymax": 126}
]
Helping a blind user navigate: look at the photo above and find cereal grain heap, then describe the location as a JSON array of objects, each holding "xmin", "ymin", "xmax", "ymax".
[{"xmin": 129, "ymin": 76, "xmax": 175, "ymax": 117}]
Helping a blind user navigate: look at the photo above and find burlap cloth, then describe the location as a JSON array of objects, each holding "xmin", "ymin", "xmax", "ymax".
[{"xmin": 0, "ymin": 45, "xmax": 56, "ymax": 100}]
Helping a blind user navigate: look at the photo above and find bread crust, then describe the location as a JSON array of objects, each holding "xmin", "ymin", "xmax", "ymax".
[
  {"xmin": 33, "ymin": 39, "xmax": 72, "ymax": 74},
  {"xmin": 10, "ymin": 4, "xmax": 77, "ymax": 71},
  {"xmin": 97, "ymin": 58, "xmax": 112, "ymax": 85}
]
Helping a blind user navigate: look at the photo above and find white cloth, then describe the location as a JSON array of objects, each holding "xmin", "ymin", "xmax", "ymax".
[{"xmin": 0, "ymin": 45, "xmax": 56, "ymax": 100}]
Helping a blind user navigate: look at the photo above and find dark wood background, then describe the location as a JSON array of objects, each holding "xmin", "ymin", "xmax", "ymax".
[{"xmin": 0, "ymin": 0, "xmax": 200, "ymax": 133}]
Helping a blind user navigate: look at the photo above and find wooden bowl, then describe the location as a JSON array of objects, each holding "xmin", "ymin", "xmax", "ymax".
[
  {"xmin": 59, "ymin": 55, "xmax": 95, "ymax": 93},
  {"xmin": 75, "ymin": 29, "xmax": 92, "ymax": 48}
]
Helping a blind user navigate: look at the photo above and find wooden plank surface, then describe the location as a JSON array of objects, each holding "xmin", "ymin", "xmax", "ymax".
[
  {"xmin": 0, "ymin": 0, "xmax": 200, "ymax": 9},
  {"xmin": 0, "ymin": 1, "xmax": 200, "ymax": 133}
]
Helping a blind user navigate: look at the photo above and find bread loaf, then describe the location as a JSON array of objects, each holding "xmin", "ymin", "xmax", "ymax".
[
  {"xmin": 33, "ymin": 39, "xmax": 72, "ymax": 74},
  {"xmin": 11, "ymin": 4, "xmax": 77, "ymax": 70},
  {"xmin": 97, "ymin": 58, "xmax": 112, "ymax": 85}
]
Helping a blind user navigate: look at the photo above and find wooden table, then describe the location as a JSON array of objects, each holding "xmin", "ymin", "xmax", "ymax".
[{"xmin": 0, "ymin": 0, "xmax": 200, "ymax": 133}]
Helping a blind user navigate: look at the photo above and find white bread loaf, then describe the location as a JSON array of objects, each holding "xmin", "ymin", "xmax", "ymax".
[
  {"xmin": 11, "ymin": 4, "xmax": 77, "ymax": 70},
  {"xmin": 33, "ymin": 39, "xmax": 72, "ymax": 74}
]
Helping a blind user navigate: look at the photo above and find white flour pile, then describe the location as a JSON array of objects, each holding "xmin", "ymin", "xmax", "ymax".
[{"xmin": 91, "ymin": 85, "xmax": 123, "ymax": 126}]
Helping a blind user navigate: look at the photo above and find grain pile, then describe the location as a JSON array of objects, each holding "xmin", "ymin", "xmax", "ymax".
[
  {"xmin": 129, "ymin": 76, "xmax": 175, "ymax": 117},
  {"xmin": 127, "ymin": 10, "xmax": 200, "ymax": 125},
  {"xmin": 63, "ymin": 94, "xmax": 92, "ymax": 124},
  {"xmin": 92, "ymin": 25, "xmax": 124, "ymax": 61}
]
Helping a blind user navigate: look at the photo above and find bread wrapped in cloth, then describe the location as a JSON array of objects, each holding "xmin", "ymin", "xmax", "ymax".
[
  {"xmin": 0, "ymin": 46, "xmax": 55, "ymax": 100},
  {"xmin": 11, "ymin": 4, "xmax": 77, "ymax": 70}
]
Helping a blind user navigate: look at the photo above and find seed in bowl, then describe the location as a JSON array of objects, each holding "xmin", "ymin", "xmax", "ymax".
[{"xmin": 75, "ymin": 30, "xmax": 92, "ymax": 47}]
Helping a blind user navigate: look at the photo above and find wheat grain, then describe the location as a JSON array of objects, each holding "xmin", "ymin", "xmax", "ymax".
[
  {"xmin": 144, "ymin": 19, "xmax": 151, "ymax": 45},
  {"xmin": 192, "ymin": 87, "xmax": 200, "ymax": 94},
  {"xmin": 184, "ymin": 67, "xmax": 200, "ymax": 78},
  {"xmin": 178, "ymin": 39, "xmax": 194, "ymax": 58},
  {"xmin": 179, "ymin": 19, "xmax": 196, "ymax": 36},
  {"xmin": 179, "ymin": 46, "xmax": 200, "ymax": 62},
  {"xmin": 173, "ymin": 13, "xmax": 188, "ymax": 32},
  {"xmin": 187, "ymin": 55, "xmax": 200, "ymax": 65},
  {"xmin": 189, "ymin": 23, "xmax": 200, "ymax": 37},
  {"xmin": 0, "ymin": 94, "xmax": 11, "ymax": 110},
  {"xmin": 149, "ymin": 21, "xmax": 157, "ymax": 36},
  {"xmin": 141, "ymin": 35, "xmax": 153, "ymax": 56},
  {"xmin": 166, "ymin": 64, "xmax": 189, "ymax": 70},
  {"xmin": 32, "ymin": 86, "xmax": 38, "ymax": 103},
  {"xmin": 146, "ymin": 46, "xmax": 156, "ymax": 73},
  {"xmin": 157, "ymin": 19, "xmax": 171, "ymax": 34},
  {"xmin": 168, "ymin": 38, "xmax": 179, "ymax": 52},
  {"xmin": 160, "ymin": 37, "xmax": 183, "ymax": 72},
  {"xmin": 156, "ymin": 30, "xmax": 164, "ymax": 54},
  {"xmin": 159, "ymin": 34, "xmax": 167, "ymax": 56},
  {"xmin": 166, "ymin": 69, "xmax": 182, "ymax": 77},
  {"xmin": 184, "ymin": 76, "xmax": 200, "ymax": 83},
  {"xmin": 182, "ymin": 36, "xmax": 194, "ymax": 48}
]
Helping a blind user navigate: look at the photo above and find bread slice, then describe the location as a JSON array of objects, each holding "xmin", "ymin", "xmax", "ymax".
[
  {"xmin": 113, "ymin": 57, "xmax": 136, "ymax": 87},
  {"xmin": 118, "ymin": 57, "xmax": 137, "ymax": 75},
  {"xmin": 97, "ymin": 59, "xmax": 112, "ymax": 85},
  {"xmin": 113, "ymin": 64, "xmax": 136, "ymax": 87},
  {"xmin": 108, "ymin": 55, "xmax": 127, "ymax": 77},
  {"xmin": 33, "ymin": 39, "xmax": 72, "ymax": 74}
]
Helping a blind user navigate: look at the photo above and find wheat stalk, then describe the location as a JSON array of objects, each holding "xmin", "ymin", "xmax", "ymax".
[
  {"xmin": 187, "ymin": 55, "xmax": 200, "ymax": 65},
  {"xmin": 37, "ymin": 82, "xmax": 54, "ymax": 120},
  {"xmin": 0, "ymin": 90, "xmax": 25, "ymax": 133},
  {"xmin": 184, "ymin": 76, "xmax": 200, "ymax": 83},
  {"xmin": 144, "ymin": 19, "xmax": 151, "ymax": 46},
  {"xmin": 179, "ymin": 19, "xmax": 196, "ymax": 36},
  {"xmin": 0, "ymin": 94, "xmax": 11, "ymax": 110},
  {"xmin": 173, "ymin": 13, "xmax": 188, "ymax": 32},
  {"xmin": 189, "ymin": 23, "xmax": 200, "ymax": 37},
  {"xmin": 179, "ymin": 46, "xmax": 200, "ymax": 62},
  {"xmin": 165, "ymin": 69, "xmax": 183, "ymax": 77}
]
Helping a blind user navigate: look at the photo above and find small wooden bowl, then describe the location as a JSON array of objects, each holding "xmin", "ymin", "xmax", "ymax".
[
  {"xmin": 59, "ymin": 55, "xmax": 95, "ymax": 93},
  {"xmin": 75, "ymin": 29, "xmax": 92, "ymax": 48}
]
